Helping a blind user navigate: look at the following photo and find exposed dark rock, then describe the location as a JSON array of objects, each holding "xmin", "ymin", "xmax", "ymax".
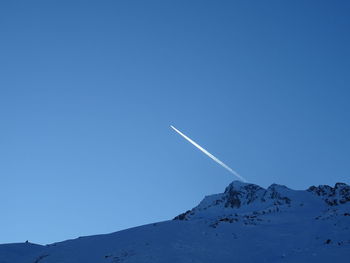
[
  {"xmin": 225, "ymin": 190, "xmax": 242, "ymax": 208},
  {"xmin": 308, "ymin": 183, "xmax": 350, "ymax": 206},
  {"xmin": 33, "ymin": 255, "xmax": 49, "ymax": 263},
  {"xmin": 173, "ymin": 210, "xmax": 192, "ymax": 220}
]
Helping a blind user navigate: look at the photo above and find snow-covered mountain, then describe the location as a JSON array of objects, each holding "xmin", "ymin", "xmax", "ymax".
[{"xmin": 1, "ymin": 181, "xmax": 349, "ymax": 263}]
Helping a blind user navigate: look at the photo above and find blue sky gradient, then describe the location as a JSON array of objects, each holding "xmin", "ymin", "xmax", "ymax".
[{"xmin": 1, "ymin": 0, "xmax": 349, "ymax": 244}]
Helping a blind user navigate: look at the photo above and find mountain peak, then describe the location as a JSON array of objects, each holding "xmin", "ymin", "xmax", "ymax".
[
  {"xmin": 224, "ymin": 180, "xmax": 251, "ymax": 189},
  {"xmin": 174, "ymin": 181, "xmax": 350, "ymax": 222},
  {"xmin": 1, "ymin": 180, "xmax": 350, "ymax": 263},
  {"xmin": 307, "ymin": 182, "xmax": 350, "ymax": 206}
]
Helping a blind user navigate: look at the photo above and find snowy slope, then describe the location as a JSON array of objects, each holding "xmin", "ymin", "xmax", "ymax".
[{"xmin": 1, "ymin": 181, "xmax": 350, "ymax": 263}]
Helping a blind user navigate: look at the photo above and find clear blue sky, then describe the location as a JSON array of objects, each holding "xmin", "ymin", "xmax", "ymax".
[{"xmin": 1, "ymin": 0, "xmax": 349, "ymax": 244}]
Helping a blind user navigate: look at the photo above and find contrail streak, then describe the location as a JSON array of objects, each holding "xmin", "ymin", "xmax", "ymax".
[{"xmin": 170, "ymin": 125, "xmax": 247, "ymax": 182}]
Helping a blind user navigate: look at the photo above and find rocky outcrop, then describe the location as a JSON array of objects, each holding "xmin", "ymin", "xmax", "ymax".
[
  {"xmin": 174, "ymin": 181, "xmax": 350, "ymax": 221},
  {"xmin": 223, "ymin": 183, "xmax": 265, "ymax": 208},
  {"xmin": 307, "ymin": 182, "xmax": 350, "ymax": 206}
]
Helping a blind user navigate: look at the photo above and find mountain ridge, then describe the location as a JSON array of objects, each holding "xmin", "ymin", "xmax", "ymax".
[{"xmin": 1, "ymin": 181, "xmax": 349, "ymax": 263}]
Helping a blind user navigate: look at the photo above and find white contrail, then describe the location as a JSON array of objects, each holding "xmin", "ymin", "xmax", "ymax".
[{"xmin": 170, "ymin": 125, "xmax": 247, "ymax": 182}]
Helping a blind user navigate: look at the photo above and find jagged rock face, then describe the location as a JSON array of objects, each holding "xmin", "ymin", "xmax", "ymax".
[
  {"xmin": 265, "ymin": 184, "xmax": 292, "ymax": 205},
  {"xmin": 223, "ymin": 183, "xmax": 265, "ymax": 208},
  {"xmin": 308, "ymin": 182, "xmax": 350, "ymax": 206},
  {"xmin": 222, "ymin": 182, "xmax": 293, "ymax": 208},
  {"xmin": 174, "ymin": 181, "xmax": 350, "ymax": 221}
]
